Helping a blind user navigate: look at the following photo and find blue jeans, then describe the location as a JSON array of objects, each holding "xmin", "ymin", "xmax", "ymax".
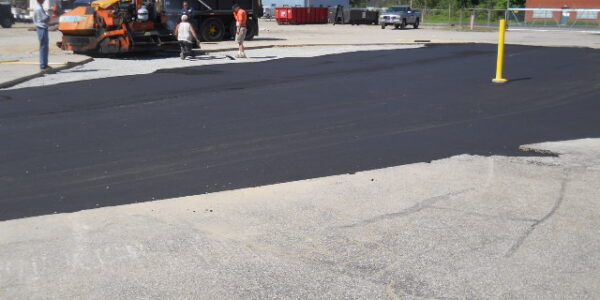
[{"xmin": 37, "ymin": 27, "xmax": 49, "ymax": 69}]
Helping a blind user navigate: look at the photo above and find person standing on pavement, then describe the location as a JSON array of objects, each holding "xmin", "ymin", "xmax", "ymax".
[
  {"xmin": 33, "ymin": 0, "xmax": 50, "ymax": 70},
  {"xmin": 181, "ymin": 1, "xmax": 194, "ymax": 18},
  {"xmin": 232, "ymin": 4, "xmax": 247, "ymax": 58},
  {"xmin": 174, "ymin": 14, "xmax": 201, "ymax": 59},
  {"xmin": 181, "ymin": 1, "xmax": 198, "ymax": 42},
  {"xmin": 181, "ymin": 1, "xmax": 196, "ymax": 26}
]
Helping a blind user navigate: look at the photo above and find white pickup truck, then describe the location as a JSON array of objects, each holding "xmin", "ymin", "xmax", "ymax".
[{"xmin": 379, "ymin": 6, "xmax": 421, "ymax": 29}]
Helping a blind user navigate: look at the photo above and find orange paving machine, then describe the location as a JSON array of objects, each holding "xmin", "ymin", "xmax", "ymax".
[{"xmin": 58, "ymin": 0, "xmax": 177, "ymax": 54}]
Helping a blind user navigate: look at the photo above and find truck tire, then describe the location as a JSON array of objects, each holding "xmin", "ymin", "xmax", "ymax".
[
  {"xmin": 381, "ymin": 24, "xmax": 385, "ymax": 29},
  {"xmin": 413, "ymin": 18, "xmax": 419, "ymax": 29},
  {"xmin": 400, "ymin": 18, "xmax": 407, "ymax": 29},
  {"xmin": 245, "ymin": 18, "xmax": 256, "ymax": 40},
  {"xmin": 200, "ymin": 18, "xmax": 225, "ymax": 42},
  {"xmin": 227, "ymin": 21, "xmax": 236, "ymax": 40},
  {"xmin": 1, "ymin": 18, "xmax": 12, "ymax": 28},
  {"xmin": 394, "ymin": 24, "xmax": 399, "ymax": 29}
]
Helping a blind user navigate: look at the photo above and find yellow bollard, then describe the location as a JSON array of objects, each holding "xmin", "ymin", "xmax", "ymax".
[{"xmin": 492, "ymin": 19, "xmax": 508, "ymax": 84}]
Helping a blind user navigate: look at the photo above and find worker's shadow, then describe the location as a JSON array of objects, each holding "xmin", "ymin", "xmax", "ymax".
[
  {"xmin": 248, "ymin": 56, "xmax": 277, "ymax": 59},
  {"xmin": 187, "ymin": 55, "xmax": 278, "ymax": 61},
  {"xmin": 250, "ymin": 38, "xmax": 286, "ymax": 41},
  {"xmin": 111, "ymin": 52, "xmax": 176, "ymax": 60},
  {"xmin": 62, "ymin": 69, "xmax": 104, "ymax": 73},
  {"xmin": 187, "ymin": 56, "xmax": 232, "ymax": 61}
]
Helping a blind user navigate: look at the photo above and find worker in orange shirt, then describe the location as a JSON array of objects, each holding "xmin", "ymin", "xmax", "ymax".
[{"xmin": 232, "ymin": 4, "xmax": 247, "ymax": 58}]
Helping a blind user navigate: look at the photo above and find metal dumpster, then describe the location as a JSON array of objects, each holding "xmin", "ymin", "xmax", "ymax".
[
  {"xmin": 349, "ymin": 9, "xmax": 379, "ymax": 25},
  {"xmin": 276, "ymin": 7, "xmax": 328, "ymax": 25},
  {"xmin": 329, "ymin": 5, "xmax": 350, "ymax": 24}
]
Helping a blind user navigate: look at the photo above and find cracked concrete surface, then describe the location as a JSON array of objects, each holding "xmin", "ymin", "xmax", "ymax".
[
  {"xmin": 338, "ymin": 189, "xmax": 474, "ymax": 229},
  {"xmin": 504, "ymin": 175, "xmax": 569, "ymax": 258},
  {"xmin": 1, "ymin": 138, "xmax": 600, "ymax": 299}
]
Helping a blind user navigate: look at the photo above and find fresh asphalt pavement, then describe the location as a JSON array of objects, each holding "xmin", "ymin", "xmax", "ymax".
[{"xmin": 1, "ymin": 43, "xmax": 599, "ymax": 221}]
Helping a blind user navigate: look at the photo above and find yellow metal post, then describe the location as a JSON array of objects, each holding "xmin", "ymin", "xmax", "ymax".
[{"xmin": 492, "ymin": 19, "xmax": 508, "ymax": 84}]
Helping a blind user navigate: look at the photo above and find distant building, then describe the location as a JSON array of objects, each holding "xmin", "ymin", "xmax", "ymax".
[
  {"xmin": 525, "ymin": 0, "xmax": 600, "ymax": 22},
  {"xmin": 262, "ymin": 0, "xmax": 349, "ymax": 8}
]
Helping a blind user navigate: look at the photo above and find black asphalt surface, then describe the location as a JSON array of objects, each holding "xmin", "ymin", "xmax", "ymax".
[{"xmin": 1, "ymin": 44, "xmax": 599, "ymax": 221}]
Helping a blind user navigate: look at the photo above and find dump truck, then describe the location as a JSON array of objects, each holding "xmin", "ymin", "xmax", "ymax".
[
  {"xmin": 58, "ymin": 0, "xmax": 262, "ymax": 54},
  {"xmin": 160, "ymin": 0, "xmax": 262, "ymax": 41}
]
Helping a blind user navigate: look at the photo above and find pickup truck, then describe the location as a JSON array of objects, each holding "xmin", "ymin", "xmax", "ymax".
[{"xmin": 379, "ymin": 6, "xmax": 420, "ymax": 29}]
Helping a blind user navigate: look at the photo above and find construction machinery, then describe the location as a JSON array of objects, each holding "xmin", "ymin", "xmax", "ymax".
[
  {"xmin": 0, "ymin": 3, "xmax": 14, "ymax": 28},
  {"xmin": 58, "ymin": 0, "xmax": 262, "ymax": 54}
]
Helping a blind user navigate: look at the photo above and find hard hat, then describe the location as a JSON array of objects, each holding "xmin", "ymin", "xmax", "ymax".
[{"xmin": 181, "ymin": 14, "xmax": 188, "ymax": 21}]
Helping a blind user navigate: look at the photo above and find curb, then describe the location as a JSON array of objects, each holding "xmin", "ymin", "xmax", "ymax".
[{"xmin": 0, "ymin": 57, "xmax": 94, "ymax": 89}]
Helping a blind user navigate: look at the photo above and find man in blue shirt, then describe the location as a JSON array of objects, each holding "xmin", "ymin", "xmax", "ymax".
[
  {"xmin": 181, "ymin": 1, "xmax": 194, "ymax": 19},
  {"xmin": 33, "ymin": 0, "xmax": 50, "ymax": 70},
  {"xmin": 180, "ymin": 1, "xmax": 197, "ymax": 42}
]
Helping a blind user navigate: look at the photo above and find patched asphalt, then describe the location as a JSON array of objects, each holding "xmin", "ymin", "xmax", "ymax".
[{"xmin": 1, "ymin": 43, "xmax": 599, "ymax": 221}]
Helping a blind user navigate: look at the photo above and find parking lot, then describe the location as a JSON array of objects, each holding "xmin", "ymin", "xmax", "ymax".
[{"xmin": 1, "ymin": 17, "xmax": 600, "ymax": 299}]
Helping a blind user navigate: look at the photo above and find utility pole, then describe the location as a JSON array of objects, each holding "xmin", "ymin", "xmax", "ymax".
[{"xmin": 505, "ymin": 0, "xmax": 510, "ymax": 21}]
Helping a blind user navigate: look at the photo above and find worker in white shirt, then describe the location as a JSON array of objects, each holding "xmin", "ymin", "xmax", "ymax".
[
  {"xmin": 33, "ymin": 0, "xmax": 50, "ymax": 70},
  {"xmin": 174, "ymin": 14, "xmax": 201, "ymax": 59}
]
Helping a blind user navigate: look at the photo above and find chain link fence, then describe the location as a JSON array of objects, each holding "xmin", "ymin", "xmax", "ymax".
[
  {"xmin": 505, "ymin": 8, "xmax": 600, "ymax": 31},
  {"xmin": 350, "ymin": 0, "xmax": 600, "ymax": 31},
  {"xmin": 418, "ymin": 7, "xmax": 504, "ymax": 28},
  {"xmin": 416, "ymin": 7, "xmax": 600, "ymax": 31}
]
